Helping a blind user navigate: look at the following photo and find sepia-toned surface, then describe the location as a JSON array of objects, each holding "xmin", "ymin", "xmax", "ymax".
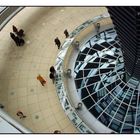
[{"xmin": 0, "ymin": 7, "xmax": 107, "ymax": 133}]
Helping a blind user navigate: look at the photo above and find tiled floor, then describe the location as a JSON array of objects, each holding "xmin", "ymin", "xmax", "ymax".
[{"xmin": 0, "ymin": 7, "xmax": 107, "ymax": 133}]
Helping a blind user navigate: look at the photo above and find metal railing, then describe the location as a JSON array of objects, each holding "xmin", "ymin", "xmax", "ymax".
[
  {"xmin": 0, "ymin": 6, "xmax": 24, "ymax": 31},
  {"xmin": 55, "ymin": 13, "xmax": 115, "ymax": 133},
  {"xmin": 0, "ymin": 109, "xmax": 32, "ymax": 133}
]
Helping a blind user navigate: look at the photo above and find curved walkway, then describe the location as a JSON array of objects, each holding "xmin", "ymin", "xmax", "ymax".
[{"xmin": 0, "ymin": 7, "xmax": 107, "ymax": 133}]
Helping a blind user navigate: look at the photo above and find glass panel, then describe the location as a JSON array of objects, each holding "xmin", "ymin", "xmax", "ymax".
[
  {"xmin": 81, "ymin": 47, "xmax": 90, "ymax": 54},
  {"xmin": 93, "ymin": 44, "xmax": 105, "ymax": 51},
  {"xmin": 136, "ymin": 114, "xmax": 140, "ymax": 126},
  {"xmin": 89, "ymin": 105, "xmax": 102, "ymax": 117},
  {"xmin": 121, "ymin": 124, "xmax": 134, "ymax": 133},
  {"xmin": 83, "ymin": 70, "xmax": 91, "ymax": 77},
  {"xmin": 100, "ymin": 68, "xmax": 113, "ymax": 74},
  {"xmin": 91, "ymin": 93, "xmax": 98, "ymax": 102},
  {"xmin": 98, "ymin": 100, "xmax": 108, "ymax": 110},
  {"xmin": 77, "ymin": 54, "xmax": 86, "ymax": 61},
  {"xmin": 72, "ymin": 24, "xmax": 140, "ymax": 133},
  {"xmin": 105, "ymin": 100, "xmax": 117, "ymax": 116},
  {"xmin": 100, "ymin": 58, "xmax": 109, "ymax": 63},
  {"xmin": 109, "ymin": 119, "xmax": 123, "ymax": 132},
  {"xmin": 88, "ymin": 49, "xmax": 97, "ymax": 55},
  {"xmin": 84, "ymin": 62, "xmax": 99, "ymax": 69},
  {"xmin": 86, "ymin": 84, "xmax": 94, "ymax": 94},
  {"xmin": 98, "ymin": 112, "xmax": 111, "ymax": 126},
  {"xmin": 81, "ymin": 87, "xmax": 89, "ymax": 99},
  {"xmin": 134, "ymin": 127, "xmax": 140, "ymax": 133},
  {"xmin": 114, "ymin": 109, "xmax": 126, "ymax": 122},
  {"xmin": 130, "ymin": 93, "xmax": 138, "ymax": 108},
  {"xmin": 82, "ymin": 96, "xmax": 95, "ymax": 109},
  {"xmin": 86, "ymin": 75, "xmax": 101, "ymax": 85},
  {"xmin": 93, "ymin": 57, "xmax": 100, "ymax": 62},
  {"xmin": 100, "ymin": 42, "xmax": 110, "ymax": 48},
  {"xmin": 104, "ymin": 54, "xmax": 116, "ymax": 60},
  {"xmin": 75, "ymin": 70, "xmax": 83, "ymax": 79},
  {"xmin": 75, "ymin": 79, "xmax": 83, "ymax": 89},
  {"xmin": 125, "ymin": 115, "xmax": 134, "ymax": 125},
  {"xmin": 109, "ymin": 40, "xmax": 115, "ymax": 45},
  {"xmin": 74, "ymin": 62, "xmax": 84, "ymax": 71}
]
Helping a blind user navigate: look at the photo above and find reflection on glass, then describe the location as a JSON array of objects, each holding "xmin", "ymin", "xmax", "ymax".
[{"xmin": 74, "ymin": 27, "xmax": 140, "ymax": 133}]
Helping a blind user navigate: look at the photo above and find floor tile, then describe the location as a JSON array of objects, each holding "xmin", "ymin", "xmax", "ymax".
[{"xmin": 0, "ymin": 7, "xmax": 107, "ymax": 133}]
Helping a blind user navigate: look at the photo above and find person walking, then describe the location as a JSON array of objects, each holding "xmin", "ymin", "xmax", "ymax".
[
  {"xmin": 37, "ymin": 74, "xmax": 46, "ymax": 86},
  {"xmin": 15, "ymin": 36, "xmax": 21, "ymax": 46},
  {"xmin": 50, "ymin": 66, "xmax": 56, "ymax": 74},
  {"xmin": 54, "ymin": 37, "xmax": 61, "ymax": 49},
  {"xmin": 17, "ymin": 29, "xmax": 25, "ymax": 38},
  {"xmin": 10, "ymin": 32, "xmax": 16, "ymax": 40},
  {"xmin": 12, "ymin": 25, "xmax": 25, "ymax": 38},
  {"xmin": 10, "ymin": 32, "xmax": 25, "ymax": 47},
  {"xmin": 19, "ymin": 38, "xmax": 25, "ymax": 46},
  {"xmin": 16, "ymin": 111, "xmax": 26, "ymax": 119},
  {"xmin": 12, "ymin": 25, "xmax": 18, "ymax": 34},
  {"xmin": 10, "ymin": 32, "xmax": 19, "ymax": 46},
  {"xmin": 49, "ymin": 73, "xmax": 55, "ymax": 84},
  {"xmin": 64, "ymin": 29, "xmax": 69, "ymax": 38}
]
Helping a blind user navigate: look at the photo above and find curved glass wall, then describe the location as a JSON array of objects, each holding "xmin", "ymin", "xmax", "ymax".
[
  {"xmin": 74, "ymin": 26, "xmax": 140, "ymax": 133},
  {"xmin": 55, "ymin": 12, "xmax": 140, "ymax": 133}
]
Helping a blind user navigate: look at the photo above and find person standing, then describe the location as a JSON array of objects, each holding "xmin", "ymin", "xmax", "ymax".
[
  {"xmin": 64, "ymin": 29, "xmax": 69, "ymax": 38},
  {"xmin": 49, "ymin": 73, "xmax": 55, "ymax": 84},
  {"xmin": 15, "ymin": 36, "xmax": 21, "ymax": 46},
  {"xmin": 19, "ymin": 38, "xmax": 25, "ymax": 46},
  {"xmin": 10, "ymin": 32, "xmax": 25, "ymax": 47},
  {"xmin": 17, "ymin": 29, "xmax": 25, "ymax": 38},
  {"xmin": 10, "ymin": 32, "xmax": 16, "ymax": 41},
  {"xmin": 12, "ymin": 25, "xmax": 25, "ymax": 38},
  {"xmin": 10, "ymin": 32, "xmax": 19, "ymax": 46},
  {"xmin": 12, "ymin": 25, "xmax": 18, "ymax": 34},
  {"xmin": 54, "ymin": 37, "xmax": 61, "ymax": 49},
  {"xmin": 50, "ymin": 66, "xmax": 56, "ymax": 74},
  {"xmin": 37, "ymin": 74, "xmax": 46, "ymax": 86}
]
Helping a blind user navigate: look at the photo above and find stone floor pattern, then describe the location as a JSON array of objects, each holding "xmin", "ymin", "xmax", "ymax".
[{"xmin": 0, "ymin": 7, "xmax": 107, "ymax": 133}]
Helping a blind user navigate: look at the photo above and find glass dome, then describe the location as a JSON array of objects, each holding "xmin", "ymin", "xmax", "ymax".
[{"xmin": 74, "ymin": 27, "xmax": 140, "ymax": 133}]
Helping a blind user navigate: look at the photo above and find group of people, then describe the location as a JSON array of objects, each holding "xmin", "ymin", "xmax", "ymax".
[
  {"xmin": 9, "ymin": 22, "xmax": 101, "ymax": 133},
  {"xmin": 14, "ymin": 29, "xmax": 69, "ymax": 127},
  {"xmin": 54, "ymin": 29, "xmax": 69, "ymax": 49},
  {"xmin": 10, "ymin": 25, "xmax": 25, "ymax": 46}
]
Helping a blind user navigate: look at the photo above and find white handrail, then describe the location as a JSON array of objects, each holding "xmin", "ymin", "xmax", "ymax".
[
  {"xmin": 0, "ymin": 109, "xmax": 32, "ymax": 133},
  {"xmin": 0, "ymin": 7, "xmax": 24, "ymax": 31}
]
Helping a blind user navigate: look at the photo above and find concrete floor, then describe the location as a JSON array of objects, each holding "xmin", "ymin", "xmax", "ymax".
[{"xmin": 0, "ymin": 7, "xmax": 107, "ymax": 133}]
